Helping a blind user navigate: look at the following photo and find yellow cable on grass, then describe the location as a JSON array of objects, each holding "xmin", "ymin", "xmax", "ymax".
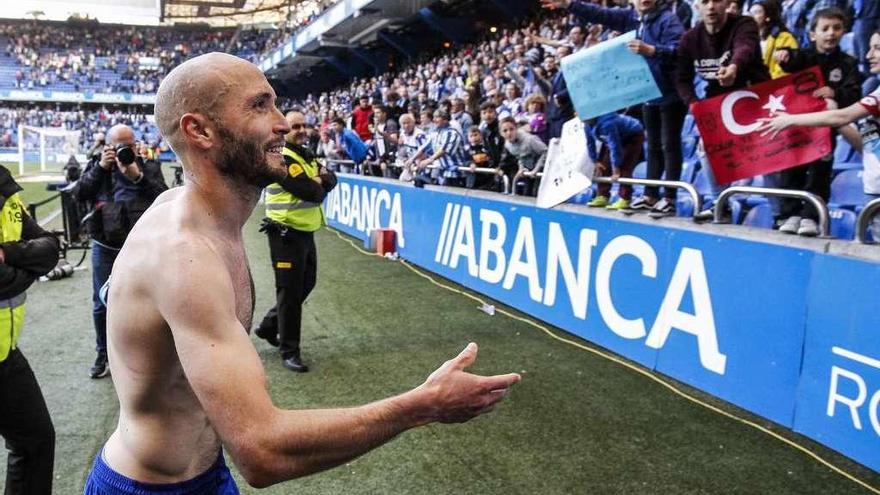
[{"xmin": 331, "ymin": 228, "xmax": 880, "ymax": 494}]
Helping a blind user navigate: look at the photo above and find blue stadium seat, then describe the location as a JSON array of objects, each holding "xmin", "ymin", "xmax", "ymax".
[
  {"xmin": 633, "ymin": 161, "xmax": 647, "ymax": 179},
  {"xmin": 841, "ymin": 32, "xmax": 855, "ymax": 57},
  {"xmin": 834, "ymin": 161, "xmax": 863, "ymax": 174},
  {"xmin": 693, "ymin": 169, "xmax": 713, "ymax": 197},
  {"xmin": 676, "ymin": 196, "xmax": 695, "ymax": 218},
  {"xmin": 681, "ymin": 114, "xmax": 698, "ymax": 160},
  {"xmin": 829, "ymin": 170, "xmax": 872, "ymax": 210},
  {"xmin": 568, "ymin": 188, "xmax": 594, "ymax": 205},
  {"xmin": 680, "ymin": 157, "xmax": 698, "ymax": 183},
  {"xmin": 742, "ymin": 203, "xmax": 774, "ymax": 229},
  {"xmin": 749, "ymin": 175, "xmax": 765, "ymax": 188},
  {"xmin": 681, "ymin": 113, "xmax": 695, "ymax": 137},
  {"xmin": 729, "ymin": 199, "xmax": 744, "ymax": 224},
  {"xmin": 829, "ymin": 208, "xmax": 856, "ymax": 240},
  {"xmin": 834, "ymin": 135, "xmax": 855, "ymax": 164}
]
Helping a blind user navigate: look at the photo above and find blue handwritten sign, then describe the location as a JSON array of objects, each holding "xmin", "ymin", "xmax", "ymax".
[{"xmin": 560, "ymin": 31, "xmax": 661, "ymax": 120}]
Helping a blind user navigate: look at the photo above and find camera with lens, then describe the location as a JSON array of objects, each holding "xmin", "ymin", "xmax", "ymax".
[{"xmin": 114, "ymin": 144, "xmax": 137, "ymax": 166}]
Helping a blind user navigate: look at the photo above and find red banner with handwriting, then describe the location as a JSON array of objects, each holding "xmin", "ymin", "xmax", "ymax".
[{"xmin": 691, "ymin": 66, "xmax": 831, "ymax": 184}]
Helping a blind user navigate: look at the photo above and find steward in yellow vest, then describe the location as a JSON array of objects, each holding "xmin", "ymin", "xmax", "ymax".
[
  {"xmin": 255, "ymin": 111, "xmax": 337, "ymax": 372},
  {"xmin": 0, "ymin": 165, "xmax": 60, "ymax": 494}
]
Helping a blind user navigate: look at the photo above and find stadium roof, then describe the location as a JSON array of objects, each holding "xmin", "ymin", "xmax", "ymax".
[{"xmin": 0, "ymin": 0, "xmax": 311, "ymax": 26}]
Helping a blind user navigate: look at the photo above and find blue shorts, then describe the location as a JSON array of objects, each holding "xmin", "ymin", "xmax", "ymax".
[{"xmin": 83, "ymin": 449, "xmax": 239, "ymax": 495}]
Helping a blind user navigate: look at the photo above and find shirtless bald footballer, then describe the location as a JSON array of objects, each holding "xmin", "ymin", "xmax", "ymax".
[{"xmin": 82, "ymin": 53, "xmax": 521, "ymax": 494}]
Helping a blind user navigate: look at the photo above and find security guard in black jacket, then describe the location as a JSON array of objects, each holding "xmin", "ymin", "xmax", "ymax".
[
  {"xmin": 255, "ymin": 110, "xmax": 337, "ymax": 372},
  {"xmin": 0, "ymin": 165, "xmax": 60, "ymax": 495}
]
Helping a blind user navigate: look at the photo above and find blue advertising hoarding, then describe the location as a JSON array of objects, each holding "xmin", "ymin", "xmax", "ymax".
[
  {"xmin": 794, "ymin": 255, "xmax": 880, "ymax": 472},
  {"xmin": 323, "ymin": 175, "xmax": 879, "ymax": 472},
  {"xmin": 325, "ymin": 176, "xmax": 813, "ymax": 421}
]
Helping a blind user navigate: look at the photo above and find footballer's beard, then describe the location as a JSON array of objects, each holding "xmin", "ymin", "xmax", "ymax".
[{"xmin": 216, "ymin": 127, "xmax": 285, "ymax": 188}]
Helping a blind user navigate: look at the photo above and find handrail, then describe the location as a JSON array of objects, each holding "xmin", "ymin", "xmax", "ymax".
[
  {"xmin": 531, "ymin": 172, "xmax": 702, "ymax": 220},
  {"xmin": 324, "ymin": 159, "xmax": 511, "ymax": 194},
  {"xmin": 594, "ymin": 177, "xmax": 702, "ymax": 219},
  {"xmin": 433, "ymin": 165, "xmax": 511, "ymax": 195},
  {"xmin": 324, "ymin": 159, "xmax": 356, "ymax": 165},
  {"xmin": 27, "ymin": 193, "xmax": 61, "ymax": 221},
  {"xmin": 855, "ymin": 197, "xmax": 880, "ymax": 244},
  {"xmin": 714, "ymin": 186, "xmax": 830, "ymax": 237}
]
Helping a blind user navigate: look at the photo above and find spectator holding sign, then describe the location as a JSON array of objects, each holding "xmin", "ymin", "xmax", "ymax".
[
  {"xmin": 676, "ymin": 0, "xmax": 769, "ymax": 104},
  {"xmin": 773, "ymin": 7, "xmax": 861, "ymax": 235},
  {"xmin": 677, "ymin": 0, "xmax": 770, "ymax": 215},
  {"xmin": 585, "ymin": 112, "xmax": 646, "ymax": 211},
  {"xmin": 541, "ymin": 0, "xmax": 686, "ymax": 218}
]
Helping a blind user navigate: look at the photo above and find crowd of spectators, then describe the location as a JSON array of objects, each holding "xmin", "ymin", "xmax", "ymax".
[
  {"xmin": 275, "ymin": 0, "xmax": 878, "ymax": 238},
  {"xmin": 0, "ymin": 0, "xmax": 342, "ymax": 92},
  {"xmin": 1, "ymin": 21, "xmax": 236, "ymax": 93},
  {"xmin": 0, "ymin": 104, "xmax": 160, "ymax": 153},
  {"xmin": 234, "ymin": 0, "xmax": 339, "ymax": 63}
]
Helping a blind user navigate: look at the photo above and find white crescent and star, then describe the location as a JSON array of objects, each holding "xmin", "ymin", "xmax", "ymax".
[{"xmin": 719, "ymin": 91, "xmax": 786, "ymax": 136}]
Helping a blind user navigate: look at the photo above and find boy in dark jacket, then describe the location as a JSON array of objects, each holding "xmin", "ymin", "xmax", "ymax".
[
  {"xmin": 464, "ymin": 126, "xmax": 499, "ymax": 191},
  {"xmin": 0, "ymin": 165, "xmax": 60, "ymax": 495},
  {"xmin": 773, "ymin": 8, "xmax": 862, "ymax": 236},
  {"xmin": 543, "ymin": 0, "xmax": 686, "ymax": 216}
]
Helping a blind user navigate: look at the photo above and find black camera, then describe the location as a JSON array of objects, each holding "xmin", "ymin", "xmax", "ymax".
[{"xmin": 114, "ymin": 144, "xmax": 137, "ymax": 166}]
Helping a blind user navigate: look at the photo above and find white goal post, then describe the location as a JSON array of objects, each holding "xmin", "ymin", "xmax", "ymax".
[{"xmin": 17, "ymin": 124, "xmax": 82, "ymax": 176}]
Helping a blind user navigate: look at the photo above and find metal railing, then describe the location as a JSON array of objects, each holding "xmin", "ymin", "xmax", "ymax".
[
  {"xmin": 713, "ymin": 186, "xmax": 831, "ymax": 237},
  {"xmin": 856, "ymin": 197, "xmax": 880, "ymax": 244},
  {"xmin": 324, "ymin": 159, "xmax": 511, "ymax": 194},
  {"xmin": 594, "ymin": 177, "xmax": 702, "ymax": 219},
  {"xmin": 531, "ymin": 172, "xmax": 703, "ymax": 219},
  {"xmin": 324, "ymin": 158, "xmax": 356, "ymax": 167},
  {"xmin": 27, "ymin": 193, "xmax": 61, "ymax": 222}
]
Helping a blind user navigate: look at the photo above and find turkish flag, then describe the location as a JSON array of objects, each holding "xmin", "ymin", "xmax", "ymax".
[{"xmin": 691, "ymin": 66, "xmax": 831, "ymax": 184}]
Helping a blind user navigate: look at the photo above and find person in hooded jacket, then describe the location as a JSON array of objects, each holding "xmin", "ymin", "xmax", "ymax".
[{"xmin": 541, "ymin": 0, "xmax": 686, "ymax": 217}]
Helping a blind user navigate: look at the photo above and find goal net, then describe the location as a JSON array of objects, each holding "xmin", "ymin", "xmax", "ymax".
[{"xmin": 18, "ymin": 125, "xmax": 82, "ymax": 176}]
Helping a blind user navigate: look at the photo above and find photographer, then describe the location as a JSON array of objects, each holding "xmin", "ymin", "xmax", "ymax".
[
  {"xmin": 0, "ymin": 165, "xmax": 60, "ymax": 494},
  {"xmin": 77, "ymin": 124, "xmax": 167, "ymax": 379}
]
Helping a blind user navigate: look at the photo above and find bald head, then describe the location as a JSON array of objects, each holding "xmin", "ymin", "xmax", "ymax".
[
  {"xmin": 285, "ymin": 110, "xmax": 307, "ymax": 145},
  {"xmin": 106, "ymin": 125, "xmax": 135, "ymax": 146},
  {"xmin": 155, "ymin": 52, "xmax": 264, "ymax": 154}
]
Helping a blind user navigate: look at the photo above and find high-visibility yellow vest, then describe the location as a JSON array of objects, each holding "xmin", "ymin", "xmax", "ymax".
[
  {"xmin": 265, "ymin": 147, "xmax": 324, "ymax": 232},
  {"xmin": 0, "ymin": 193, "xmax": 27, "ymax": 362}
]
